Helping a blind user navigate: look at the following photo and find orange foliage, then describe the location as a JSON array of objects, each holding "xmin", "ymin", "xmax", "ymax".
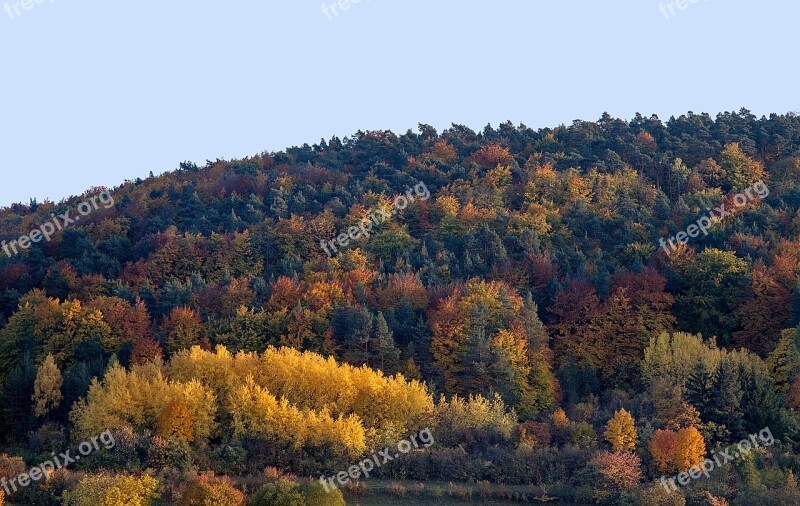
[
  {"xmin": 268, "ymin": 277, "xmax": 304, "ymax": 311},
  {"xmin": 650, "ymin": 427, "xmax": 706, "ymax": 473},
  {"xmin": 162, "ymin": 307, "xmax": 204, "ymax": 354},
  {"xmin": 156, "ymin": 399, "xmax": 196, "ymax": 442},
  {"xmin": 377, "ymin": 272, "xmax": 429, "ymax": 311},
  {"xmin": 468, "ymin": 143, "xmax": 513, "ymax": 168}
]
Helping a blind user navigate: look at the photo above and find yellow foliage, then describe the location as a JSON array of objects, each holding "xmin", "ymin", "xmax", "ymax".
[
  {"xmin": 434, "ymin": 394, "xmax": 516, "ymax": 440},
  {"xmin": 69, "ymin": 363, "xmax": 217, "ymax": 442},
  {"xmin": 552, "ymin": 408, "xmax": 570, "ymax": 428},
  {"xmin": 33, "ymin": 354, "xmax": 63, "ymax": 417},
  {"xmin": 604, "ymin": 408, "xmax": 638, "ymax": 452},
  {"xmin": 169, "ymin": 346, "xmax": 433, "ymax": 441},
  {"xmin": 674, "ymin": 426, "xmax": 706, "ymax": 471},
  {"xmin": 74, "ymin": 345, "xmax": 433, "ymax": 454},
  {"xmin": 155, "ymin": 399, "xmax": 195, "ymax": 442},
  {"xmin": 650, "ymin": 426, "xmax": 706, "ymax": 473},
  {"xmin": 229, "ymin": 377, "xmax": 366, "ymax": 457},
  {"xmin": 62, "ymin": 472, "xmax": 159, "ymax": 506}
]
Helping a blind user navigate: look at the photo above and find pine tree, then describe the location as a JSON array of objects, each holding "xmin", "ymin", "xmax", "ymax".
[
  {"xmin": 767, "ymin": 328, "xmax": 800, "ymax": 393},
  {"xmin": 738, "ymin": 363, "xmax": 780, "ymax": 434},
  {"xmin": 371, "ymin": 312, "xmax": 400, "ymax": 373},
  {"xmin": 685, "ymin": 359, "xmax": 712, "ymax": 420},
  {"xmin": 0, "ymin": 353, "xmax": 37, "ymax": 442},
  {"xmin": 459, "ymin": 314, "xmax": 493, "ymax": 396},
  {"xmin": 707, "ymin": 358, "xmax": 744, "ymax": 437}
]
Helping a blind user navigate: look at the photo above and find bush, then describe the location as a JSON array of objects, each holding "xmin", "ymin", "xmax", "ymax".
[
  {"xmin": 303, "ymin": 481, "xmax": 346, "ymax": 506},
  {"xmin": 147, "ymin": 435, "xmax": 193, "ymax": 471},
  {"xmin": 342, "ymin": 480, "xmax": 367, "ymax": 497},
  {"xmin": 0, "ymin": 453, "xmax": 26, "ymax": 481},
  {"xmin": 249, "ymin": 479, "xmax": 305, "ymax": 506},
  {"xmin": 178, "ymin": 473, "xmax": 244, "ymax": 506},
  {"xmin": 211, "ymin": 440, "xmax": 247, "ymax": 475},
  {"xmin": 637, "ymin": 482, "xmax": 686, "ymax": 506},
  {"xmin": 591, "ymin": 451, "xmax": 642, "ymax": 490},
  {"xmin": 387, "ymin": 482, "xmax": 406, "ymax": 498},
  {"xmin": 62, "ymin": 472, "xmax": 160, "ymax": 506},
  {"xmin": 434, "ymin": 394, "xmax": 516, "ymax": 448}
]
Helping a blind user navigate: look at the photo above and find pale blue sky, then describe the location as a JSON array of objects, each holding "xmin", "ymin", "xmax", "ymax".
[{"xmin": 1, "ymin": 0, "xmax": 797, "ymax": 207}]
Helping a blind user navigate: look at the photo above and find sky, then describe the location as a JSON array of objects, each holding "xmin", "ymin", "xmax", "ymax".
[{"xmin": 0, "ymin": 0, "xmax": 798, "ymax": 207}]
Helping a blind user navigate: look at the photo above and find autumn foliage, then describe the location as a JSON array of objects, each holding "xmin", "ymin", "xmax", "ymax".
[{"xmin": 650, "ymin": 426, "xmax": 707, "ymax": 473}]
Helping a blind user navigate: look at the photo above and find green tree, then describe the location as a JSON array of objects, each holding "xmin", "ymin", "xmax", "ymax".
[
  {"xmin": 767, "ymin": 328, "xmax": 800, "ymax": 394},
  {"xmin": 718, "ymin": 142, "xmax": 765, "ymax": 191},
  {"xmin": 675, "ymin": 249, "xmax": 750, "ymax": 344},
  {"xmin": 685, "ymin": 359, "xmax": 712, "ymax": 417},
  {"xmin": 371, "ymin": 311, "xmax": 400, "ymax": 373},
  {"xmin": 706, "ymin": 358, "xmax": 744, "ymax": 437}
]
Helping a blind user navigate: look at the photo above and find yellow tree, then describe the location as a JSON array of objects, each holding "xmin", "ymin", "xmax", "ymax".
[
  {"xmin": 155, "ymin": 399, "xmax": 195, "ymax": 442},
  {"xmin": 32, "ymin": 354, "xmax": 63, "ymax": 418},
  {"xmin": 62, "ymin": 472, "xmax": 159, "ymax": 506},
  {"xmin": 674, "ymin": 426, "xmax": 706, "ymax": 471},
  {"xmin": 604, "ymin": 408, "xmax": 637, "ymax": 452}
]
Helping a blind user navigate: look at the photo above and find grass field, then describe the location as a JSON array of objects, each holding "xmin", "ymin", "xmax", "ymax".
[{"xmin": 341, "ymin": 479, "xmax": 580, "ymax": 505}]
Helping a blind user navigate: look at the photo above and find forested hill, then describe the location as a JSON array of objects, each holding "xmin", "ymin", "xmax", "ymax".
[{"xmin": 3, "ymin": 109, "xmax": 800, "ymax": 503}]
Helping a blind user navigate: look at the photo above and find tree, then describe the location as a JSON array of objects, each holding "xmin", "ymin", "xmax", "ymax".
[
  {"xmin": 592, "ymin": 451, "xmax": 642, "ymax": 490},
  {"xmin": 733, "ymin": 265, "xmax": 792, "ymax": 356},
  {"xmin": 155, "ymin": 399, "xmax": 195, "ymax": 442},
  {"xmin": 675, "ymin": 249, "xmax": 750, "ymax": 344},
  {"xmin": 706, "ymin": 358, "xmax": 744, "ymax": 437},
  {"xmin": 718, "ymin": 143, "xmax": 765, "ymax": 191},
  {"xmin": 604, "ymin": 408, "xmax": 638, "ymax": 452},
  {"xmin": 32, "ymin": 353, "xmax": 63, "ymax": 418},
  {"xmin": 685, "ymin": 359, "xmax": 712, "ymax": 419},
  {"xmin": 130, "ymin": 337, "xmax": 163, "ymax": 366},
  {"xmin": 88, "ymin": 296, "xmax": 152, "ymax": 351},
  {"xmin": 62, "ymin": 472, "xmax": 160, "ymax": 506},
  {"xmin": 739, "ymin": 363, "xmax": 781, "ymax": 433},
  {"xmin": 767, "ymin": 328, "xmax": 800, "ymax": 394},
  {"xmin": 673, "ymin": 426, "xmax": 706, "ymax": 472},
  {"xmin": 650, "ymin": 427, "xmax": 706, "ymax": 473},
  {"xmin": 1, "ymin": 353, "xmax": 37, "ymax": 441},
  {"xmin": 371, "ymin": 311, "xmax": 400, "ymax": 373},
  {"xmin": 162, "ymin": 307, "xmax": 204, "ymax": 355}
]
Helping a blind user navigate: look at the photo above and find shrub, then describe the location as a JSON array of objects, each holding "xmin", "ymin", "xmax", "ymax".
[
  {"xmin": 262, "ymin": 467, "xmax": 296, "ymax": 483},
  {"xmin": 249, "ymin": 479, "xmax": 304, "ymax": 506},
  {"xmin": 387, "ymin": 482, "xmax": 406, "ymax": 498},
  {"xmin": 178, "ymin": 474, "xmax": 244, "ymax": 506},
  {"xmin": 447, "ymin": 482, "xmax": 473, "ymax": 501},
  {"xmin": 342, "ymin": 480, "xmax": 367, "ymax": 497},
  {"xmin": 638, "ymin": 482, "xmax": 686, "ymax": 506},
  {"xmin": 147, "ymin": 435, "xmax": 193, "ymax": 471},
  {"xmin": 0, "ymin": 454, "xmax": 26, "ymax": 488},
  {"xmin": 62, "ymin": 472, "xmax": 160, "ymax": 506},
  {"xmin": 592, "ymin": 451, "xmax": 642, "ymax": 490},
  {"xmin": 434, "ymin": 394, "xmax": 516, "ymax": 448},
  {"xmin": 211, "ymin": 440, "xmax": 247, "ymax": 475},
  {"xmin": 303, "ymin": 481, "xmax": 346, "ymax": 506}
]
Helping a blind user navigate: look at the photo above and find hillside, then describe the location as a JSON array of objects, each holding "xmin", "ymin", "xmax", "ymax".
[{"xmin": 2, "ymin": 109, "xmax": 800, "ymax": 504}]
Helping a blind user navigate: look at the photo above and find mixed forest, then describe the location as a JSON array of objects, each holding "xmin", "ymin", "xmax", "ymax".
[{"xmin": 3, "ymin": 109, "xmax": 800, "ymax": 504}]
